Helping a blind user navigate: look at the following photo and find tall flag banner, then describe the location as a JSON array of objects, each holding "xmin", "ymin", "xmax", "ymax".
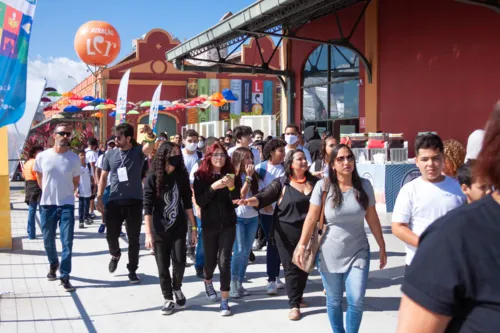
[
  {"xmin": 115, "ymin": 69, "xmax": 131, "ymax": 125},
  {"xmin": 229, "ymin": 80, "xmax": 242, "ymax": 119},
  {"xmin": 209, "ymin": 79, "xmax": 219, "ymax": 121},
  {"xmin": 219, "ymin": 79, "xmax": 230, "ymax": 120},
  {"xmin": 186, "ymin": 78, "xmax": 198, "ymax": 98},
  {"xmin": 263, "ymin": 81, "xmax": 274, "ymax": 115},
  {"xmin": 241, "ymin": 80, "xmax": 252, "ymax": 116},
  {"xmin": 197, "ymin": 79, "xmax": 209, "ymax": 96},
  {"xmin": 251, "ymin": 80, "xmax": 264, "ymax": 115},
  {"xmin": 0, "ymin": 0, "xmax": 37, "ymax": 128},
  {"xmin": 149, "ymin": 83, "xmax": 162, "ymax": 134}
]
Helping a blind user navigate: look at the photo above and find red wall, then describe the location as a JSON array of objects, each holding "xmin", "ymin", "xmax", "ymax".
[
  {"xmin": 379, "ymin": 0, "xmax": 500, "ymax": 148},
  {"xmin": 289, "ymin": 4, "xmax": 366, "ymax": 127}
]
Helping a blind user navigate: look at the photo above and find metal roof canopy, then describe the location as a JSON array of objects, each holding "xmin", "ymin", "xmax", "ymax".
[{"xmin": 166, "ymin": 0, "xmax": 372, "ymax": 81}]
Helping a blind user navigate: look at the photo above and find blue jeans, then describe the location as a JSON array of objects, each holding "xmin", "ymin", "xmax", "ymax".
[
  {"xmin": 27, "ymin": 200, "xmax": 40, "ymax": 239},
  {"xmin": 78, "ymin": 197, "xmax": 91, "ymax": 222},
  {"xmin": 231, "ymin": 216, "xmax": 259, "ymax": 282},
  {"xmin": 320, "ymin": 255, "xmax": 370, "ymax": 333},
  {"xmin": 261, "ymin": 214, "xmax": 281, "ymax": 282},
  {"xmin": 40, "ymin": 205, "xmax": 75, "ymax": 279},
  {"xmin": 195, "ymin": 217, "xmax": 204, "ymax": 269}
]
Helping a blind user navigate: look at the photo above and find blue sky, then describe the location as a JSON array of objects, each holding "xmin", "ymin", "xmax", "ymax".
[{"xmin": 27, "ymin": 0, "xmax": 255, "ymax": 92}]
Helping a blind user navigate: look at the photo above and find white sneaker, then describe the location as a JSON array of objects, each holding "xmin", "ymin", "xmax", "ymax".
[
  {"xmin": 237, "ymin": 281, "xmax": 250, "ymax": 296},
  {"xmin": 276, "ymin": 278, "xmax": 285, "ymax": 289},
  {"xmin": 267, "ymin": 281, "xmax": 278, "ymax": 295},
  {"xmin": 252, "ymin": 239, "xmax": 260, "ymax": 251},
  {"xmin": 186, "ymin": 254, "xmax": 195, "ymax": 266},
  {"xmin": 229, "ymin": 281, "xmax": 241, "ymax": 298}
]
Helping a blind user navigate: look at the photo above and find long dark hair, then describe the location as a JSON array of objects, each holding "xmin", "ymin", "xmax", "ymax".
[
  {"xmin": 327, "ymin": 144, "xmax": 369, "ymax": 210},
  {"xmin": 284, "ymin": 149, "xmax": 314, "ymax": 181},
  {"xmin": 195, "ymin": 142, "xmax": 234, "ymax": 184},
  {"xmin": 477, "ymin": 102, "xmax": 500, "ymax": 189},
  {"xmin": 150, "ymin": 142, "xmax": 188, "ymax": 196},
  {"xmin": 320, "ymin": 136, "xmax": 337, "ymax": 163},
  {"xmin": 28, "ymin": 145, "xmax": 43, "ymax": 159},
  {"xmin": 232, "ymin": 147, "xmax": 259, "ymax": 195}
]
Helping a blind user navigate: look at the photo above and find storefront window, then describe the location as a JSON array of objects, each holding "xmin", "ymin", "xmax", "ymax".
[{"xmin": 303, "ymin": 45, "xmax": 359, "ymax": 121}]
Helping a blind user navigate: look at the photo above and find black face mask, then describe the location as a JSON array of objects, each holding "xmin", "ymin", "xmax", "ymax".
[{"xmin": 168, "ymin": 155, "xmax": 182, "ymax": 168}]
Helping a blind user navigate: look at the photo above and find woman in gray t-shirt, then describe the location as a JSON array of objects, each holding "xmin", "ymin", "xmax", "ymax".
[{"xmin": 294, "ymin": 144, "xmax": 387, "ymax": 333}]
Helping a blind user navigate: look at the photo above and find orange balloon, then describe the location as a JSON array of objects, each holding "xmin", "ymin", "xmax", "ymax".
[{"xmin": 74, "ymin": 21, "xmax": 121, "ymax": 67}]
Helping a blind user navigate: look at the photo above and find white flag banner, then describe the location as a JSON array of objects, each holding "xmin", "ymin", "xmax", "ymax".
[
  {"xmin": 115, "ymin": 69, "xmax": 131, "ymax": 125},
  {"xmin": 149, "ymin": 83, "xmax": 162, "ymax": 134}
]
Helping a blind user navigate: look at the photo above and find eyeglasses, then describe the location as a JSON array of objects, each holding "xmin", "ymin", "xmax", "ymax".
[
  {"xmin": 336, "ymin": 154, "xmax": 355, "ymax": 163},
  {"xmin": 56, "ymin": 131, "xmax": 72, "ymax": 137},
  {"xmin": 212, "ymin": 153, "xmax": 227, "ymax": 159}
]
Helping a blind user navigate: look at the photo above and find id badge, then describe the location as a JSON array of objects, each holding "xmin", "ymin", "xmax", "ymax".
[{"xmin": 117, "ymin": 167, "xmax": 128, "ymax": 182}]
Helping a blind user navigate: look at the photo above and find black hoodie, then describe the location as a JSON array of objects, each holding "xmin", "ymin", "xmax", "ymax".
[{"xmin": 304, "ymin": 126, "xmax": 322, "ymax": 161}]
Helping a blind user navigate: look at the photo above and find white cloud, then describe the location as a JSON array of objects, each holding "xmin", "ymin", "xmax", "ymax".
[{"xmin": 28, "ymin": 55, "xmax": 89, "ymax": 93}]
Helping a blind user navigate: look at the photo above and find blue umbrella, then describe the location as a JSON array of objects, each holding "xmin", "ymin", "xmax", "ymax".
[
  {"xmin": 82, "ymin": 96, "xmax": 95, "ymax": 102},
  {"xmin": 64, "ymin": 105, "xmax": 81, "ymax": 112},
  {"xmin": 109, "ymin": 111, "xmax": 116, "ymax": 117},
  {"xmin": 222, "ymin": 88, "xmax": 238, "ymax": 101},
  {"xmin": 159, "ymin": 105, "xmax": 166, "ymax": 110},
  {"xmin": 93, "ymin": 98, "xmax": 106, "ymax": 104}
]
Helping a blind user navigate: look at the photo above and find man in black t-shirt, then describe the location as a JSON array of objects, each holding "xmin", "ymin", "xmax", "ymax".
[{"xmin": 397, "ymin": 192, "xmax": 500, "ymax": 332}]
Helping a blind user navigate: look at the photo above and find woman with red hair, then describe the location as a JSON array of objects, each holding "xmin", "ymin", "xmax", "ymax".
[
  {"xmin": 193, "ymin": 142, "xmax": 240, "ymax": 316},
  {"xmin": 397, "ymin": 103, "xmax": 500, "ymax": 332}
]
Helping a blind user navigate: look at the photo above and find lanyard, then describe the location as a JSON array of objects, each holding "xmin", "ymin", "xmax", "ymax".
[{"xmin": 119, "ymin": 149, "xmax": 131, "ymax": 168}]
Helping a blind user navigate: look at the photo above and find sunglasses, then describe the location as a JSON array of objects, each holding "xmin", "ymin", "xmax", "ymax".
[
  {"xmin": 336, "ymin": 154, "xmax": 355, "ymax": 163},
  {"xmin": 56, "ymin": 131, "xmax": 72, "ymax": 137}
]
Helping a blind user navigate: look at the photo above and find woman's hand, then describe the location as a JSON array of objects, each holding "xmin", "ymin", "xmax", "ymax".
[
  {"xmin": 145, "ymin": 233, "xmax": 154, "ymax": 251},
  {"xmin": 245, "ymin": 164, "xmax": 255, "ymax": 177},
  {"xmin": 233, "ymin": 199, "xmax": 249, "ymax": 206},
  {"xmin": 312, "ymin": 170, "xmax": 324, "ymax": 179},
  {"xmin": 224, "ymin": 175, "xmax": 235, "ymax": 189},
  {"xmin": 293, "ymin": 245, "xmax": 306, "ymax": 269},
  {"xmin": 211, "ymin": 179, "xmax": 225, "ymax": 190},
  {"xmin": 379, "ymin": 247, "xmax": 387, "ymax": 269},
  {"xmin": 191, "ymin": 229, "xmax": 198, "ymax": 246},
  {"xmin": 74, "ymin": 190, "xmax": 79, "ymax": 198}
]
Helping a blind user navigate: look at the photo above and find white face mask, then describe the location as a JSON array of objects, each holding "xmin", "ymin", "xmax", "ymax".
[
  {"xmin": 284, "ymin": 134, "xmax": 298, "ymax": 146},
  {"xmin": 185, "ymin": 142, "xmax": 198, "ymax": 152},
  {"xmin": 197, "ymin": 141, "xmax": 205, "ymax": 149}
]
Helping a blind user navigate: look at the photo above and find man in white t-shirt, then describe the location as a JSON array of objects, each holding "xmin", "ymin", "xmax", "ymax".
[
  {"xmin": 34, "ymin": 123, "xmax": 81, "ymax": 292},
  {"xmin": 182, "ymin": 129, "xmax": 202, "ymax": 266},
  {"xmin": 227, "ymin": 126, "xmax": 261, "ymax": 165},
  {"xmin": 283, "ymin": 124, "xmax": 312, "ymax": 166},
  {"xmin": 85, "ymin": 138, "xmax": 99, "ymax": 218},
  {"xmin": 392, "ymin": 133, "xmax": 466, "ymax": 267}
]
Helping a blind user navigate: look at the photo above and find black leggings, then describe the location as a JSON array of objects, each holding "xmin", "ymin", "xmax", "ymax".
[
  {"xmin": 274, "ymin": 220, "xmax": 309, "ymax": 309},
  {"xmin": 202, "ymin": 226, "xmax": 236, "ymax": 292},
  {"xmin": 153, "ymin": 221, "xmax": 187, "ymax": 300}
]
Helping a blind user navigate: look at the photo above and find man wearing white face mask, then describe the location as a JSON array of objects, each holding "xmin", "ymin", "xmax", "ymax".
[
  {"xmin": 284, "ymin": 124, "xmax": 312, "ymax": 166},
  {"xmin": 182, "ymin": 129, "xmax": 202, "ymax": 266}
]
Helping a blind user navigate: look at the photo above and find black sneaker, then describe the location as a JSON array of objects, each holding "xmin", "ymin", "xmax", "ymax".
[
  {"xmin": 173, "ymin": 289, "xmax": 186, "ymax": 308},
  {"xmin": 128, "ymin": 272, "xmax": 140, "ymax": 284},
  {"xmin": 249, "ymin": 251, "xmax": 256, "ymax": 263},
  {"xmin": 195, "ymin": 266, "xmax": 204, "ymax": 279},
  {"xmin": 89, "ymin": 212, "xmax": 97, "ymax": 219},
  {"xmin": 204, "ymin": 280, "xmax": 218, "ymax": 302},
  {"xmin": 161, "ymin": 300, "xmax": 175, "ymax": 315},
  {"xmin": 47, "ymin": 264, "xmax": 58, "ymax": 281},
  {"xmin": 85, "ymin": 218, "xmax": 94, "ymax": 225},
  {"xmin": 60, "ymin": 278, "xmax": 75, "ymax": 292},
  {"xmin": 108, "ymin": 256, "xmax": 120, "ymax": 273},
  {"xmin": 79, "ymin": 222, "xmax": 85, "ymax": 229}
]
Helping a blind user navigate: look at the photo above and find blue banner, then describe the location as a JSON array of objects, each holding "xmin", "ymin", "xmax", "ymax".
[
  {"xmin": 0, "ymin": 0, "xmax": 37, "ymax": 128},
  {"xmin": 263, "ymin": 80, "xmax": 273, "ymax": 115}
]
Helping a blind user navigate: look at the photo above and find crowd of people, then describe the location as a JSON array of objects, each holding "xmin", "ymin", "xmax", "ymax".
[{"xmin": 20, "ymin": 103, "xmax": 500, "ymax": 332}]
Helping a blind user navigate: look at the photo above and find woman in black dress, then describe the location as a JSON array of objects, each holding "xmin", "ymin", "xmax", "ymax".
[{"xmin": 235, "ymin": 149, "xmax": 318, "ymax": 321}]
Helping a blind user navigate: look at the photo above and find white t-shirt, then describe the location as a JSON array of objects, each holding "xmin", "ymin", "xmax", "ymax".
[
  {"xmin": 235, "ymin": 174, "xmax": 259, "ymax": 218},
  {"xmin": 285, "ymin": 145, "xmax": 312, "ymax": 166},
  {"xmin": 95, "ymin": 153, "xmax": 111, "ymax": 187},
  {"xmin": 183, "ymin": 148, "xmax": 201, "ymax": 174},
  {"xmin": 255, "ymin": 161, "xmax": 285, "ymax": 215},
  {"xmin": 227, "ymin": 145, "xmax": 261, "ymax": 165},
  {"xmin": 392, "ymin": 176, "xmax": 466, "ymax": 265},
  {"xmin": 85, "ymin": 148, "xmax": 98, "ymax": 176},
  {"xmin": 34, "ymin": 149, "xmax": 80, "ymax": 206},
  {"xmin": 189, "ymin": 161, "xmax": 200, "ymax": 217},
  {"xmin": 78, "ymin": 165, "xmax": 92, "ymax": 198}
]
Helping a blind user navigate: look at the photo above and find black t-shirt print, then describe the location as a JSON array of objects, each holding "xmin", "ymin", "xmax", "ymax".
[{"xmin": 402, "ymin": 194, "xmax": 500, "ymax": 332}]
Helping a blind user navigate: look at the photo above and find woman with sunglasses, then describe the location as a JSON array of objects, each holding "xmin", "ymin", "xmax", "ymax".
[
  {"xmin": 193, "ymin": 142, "xmax": 240, "ymax": 316},
  {"xmin": 229, "ymin": 147, "xmax": 260, "ymax": 298},
  {"xmin": 310, "ymin": 136, "xmax": 338, "ymax": 179},
  {"xmin": 235, "ymin": 149, "xmax": 318, "ymax": 321},
  {"xmin": 143, "ymin": 142, "xmax": 197, "ymax": 315},
  {"xmin": 294, "ymin": 144, "xmax": 387, "ymax": 333}
]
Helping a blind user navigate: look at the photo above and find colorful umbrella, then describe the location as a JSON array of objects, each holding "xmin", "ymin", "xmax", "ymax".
[
  {"xmin": 198, "ymin": 101, "xmax": 211, "ymax": 109},
  {"xmin": 44, "ymin": 105, "xmax": 59, "ymax": 111},
  {"xmin": 109, "ymin": 111, "xmax": 116, "ymax": 117},
  {"xmin": 62, "ymin": 92, "xmax": 75, "ymax": 98},
  {"xmin": 69, "ymin": 95, "xmax": 82, "ymax": 101},
  {"xmin": 105, "ymin": 99, "xmax": 115, "ymax": 104},
  {"xmin": 82, "ymin": 96, "xmax": 95, "ymax": 101},
  {"xmin": 96, "ymin": 104, "xmax": 107, "ymax": 110},
  {"xmin": 47, "ymin": 91, "xmax": 61, "ymax": 97},
  {"xmin": 158, "ymin": 105, "xmax": 166, "ymax": 111},
  {"xmin": 222, "ymin": 88, "xmax": 238, "ymax": 102},
  {"xmin": 93, "ymin": 98, "xmax": 106, "ymax": 104},
  {"xmin": 82, "ymin": 105, "xmax": 99, "ymax": 111},
  {"xmin": 44, "ymin": 87, "xmax": 57, "ymax": 92},
  {"xmin": 160, "ymin": 100, "xmax": 173, "ymax": 107},
  {"xmin": 64, "ymin": 105, "xmax": 81, "ymax": 112},
  {"xmin": 127, "ymin": 110, "xmax": 140, "ymax": 115},
  {"xmin": 41, "ymin": 97, "xmax": 52, "ymax": 102},
  {"xmin": 52, "ymin": 114, "xmax": 65, "ymax": 119},
  {"xmin": 92, "ymin": 112, "xmax": 103, "ymax": 118},
  {"xmin": 140, "ymin": 101, "xmax": 151, "ymax": 108},
  {"xmin": 208, "ymin": 92, "xmax": 227, "ymax": 107},
  {"xmin": 173, "ymin": 98, "xmax": 189, "ymax": 105}
]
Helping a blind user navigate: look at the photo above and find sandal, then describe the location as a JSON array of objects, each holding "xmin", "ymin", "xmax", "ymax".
[{"xmin": 289, "ymin": 308, "xmax": 301, "ymax": 321}]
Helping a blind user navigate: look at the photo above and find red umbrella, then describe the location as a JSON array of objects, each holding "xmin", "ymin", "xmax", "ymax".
[
  {"xmin": 105, "ymin": 99, "xmax": 115, "ymax": 104},
  {"xmin": 78, "ymin": 102, "xmax": 88, "ymax": 108},
  {"xmin": 41, "ymin": 97, "xmax": 51, "ymax": 102},
  {"xmin": 165, "ymin": 106, "xmax": 176, "ymax": 111},
  {"xmin": 70, "ymin": 95, "xmax": 82, "ymax": 101},
  {"xmin": 175, "ymin": 104, "xmax": 186, "ymax": 110}
]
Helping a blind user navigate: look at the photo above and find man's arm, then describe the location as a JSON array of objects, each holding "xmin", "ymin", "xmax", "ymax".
[
  {"xmin": 391, "ymin": 185, "xmax": 419, "ymax": 247},
  {"xmin": 397, "ymin": 294, "xmax": 451, "ymax": 333},
  {"xmin": 73, "ymin": 176, "xmax": 80, "ymax": 192},
  {"xmin": 36, "ymin": 172, "xmax": 43, "ymax": 189},
  {"xmin": 140, "ymin": 125, "xmax": 156, "ymax": 156},
  {"xmin": 392, "ymin": 223, "xmax": 419, "ymax": 247},
  {"xmin": 97, "ymin": 171, "xmax": 109, "ymax": 197}
]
